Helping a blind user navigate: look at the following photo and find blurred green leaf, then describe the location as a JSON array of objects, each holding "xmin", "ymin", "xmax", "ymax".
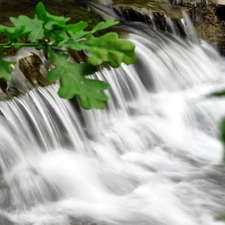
[
  {"xmin": 91, "ymin": 18, "xmax": 119, "ymax": 33},
  {"xmin": 216, "ymin": 214, "xmax": 225, "ymax": 221},
  {"xmin": 0, "ymin": 59, "xmax": 16, "ymax": 81},
  {"xmin": 63, "ymin": 21, "xmax": 88, "ymax": 33},
  {"xmin": 0, "ymin": 25, "xmax": 26, "ymax": 42},
  {"xmin": 35, "ymin": 2, "xmax": 70, "ymax": 26},
  {"xmin": 208, "ymin": 90, "xmax": 225, "ymax": 98},
  {"xmin": 220, "ymin": 117, "xmax": 225, "ymax": 163},
  {"xmin": 10, "ymin": 16, "xmax": 44, "ymax": 42}
]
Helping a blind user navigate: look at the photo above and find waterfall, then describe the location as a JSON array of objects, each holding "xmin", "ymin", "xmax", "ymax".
[{"xmin": 1, "ymin": 14, "xmax": 225, "ymax": 225}]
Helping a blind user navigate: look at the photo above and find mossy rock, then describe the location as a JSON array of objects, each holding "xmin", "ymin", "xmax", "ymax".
[
  {"xmin": 0, "ymin": 0, "xmax": 102, "ymax": 27},
  {"xmin": 112, "ymin": 0, "xmax": 185, "ymax": 20},
  {"xmin": 190, "ymin": 4, "xmax": 225, "ymax": 55}
]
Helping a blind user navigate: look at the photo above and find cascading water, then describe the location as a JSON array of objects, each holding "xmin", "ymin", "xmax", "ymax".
[{"xmin": 1, "ymin": 9, "xmax": 225, "ymax": 225}]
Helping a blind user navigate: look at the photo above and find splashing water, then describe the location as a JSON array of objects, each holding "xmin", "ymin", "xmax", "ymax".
[{"xmin": 1, "ymin": 22, "xmax": 225, "ymax": 225}]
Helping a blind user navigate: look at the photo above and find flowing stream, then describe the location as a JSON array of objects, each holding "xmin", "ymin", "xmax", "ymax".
[{"xmin": 1, "ymin": 10, "xmax": 225, "ymax": 225}]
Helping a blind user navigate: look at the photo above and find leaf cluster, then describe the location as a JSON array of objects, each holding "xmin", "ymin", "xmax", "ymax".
[{"xmin": 0, "ymin": 2, "xmax": 136, "ymax": 109}]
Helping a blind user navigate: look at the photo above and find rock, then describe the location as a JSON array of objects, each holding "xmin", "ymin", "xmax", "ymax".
[
  {"xmin": 18, "ymin": 53, "xmax": 51, "ymax": 88},
  {"xmin": 0, "ymin": 0, "xmax": 102, "ymax": 28},
  {"xmin": 3, "ymin": 48, "xmax": 51, "ymax": 99},
  {"xmin": 215, "ymin": 4, "xmax": 225, "ymax": 22},
  {"xmin": 97, "ymin": 0, "xmax": 225, "ymax": 55},
  {"xmin": 189, "ymin": 4, "xmax": 225, "ymax": 55}
]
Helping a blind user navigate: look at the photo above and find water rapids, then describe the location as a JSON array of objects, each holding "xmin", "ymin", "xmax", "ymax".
[{"xmin": 0, "ymin": 13, "xmax": 225, "ymax": 225}]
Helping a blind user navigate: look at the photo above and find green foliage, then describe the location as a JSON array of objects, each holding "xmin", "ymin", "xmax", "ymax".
[
  {"xmin": 0, "ymin": 25, "xmax": 26, "ymax": 42},
  {"xmin": 47, "ymin": 48, "xmax": 109, "ymax": 109},
  {"xmin": 90, "ymin": 18, "xmax": 119, "ymax": 33},
  {"xmin": 10, "ymin": 16, "xmax": 44, "ymax": 42},
  {"xmin": 35, "ymin": 2, "xmax": 70, "ymax": 26},
  {"xmin": 209, "ymin": 89, "xmax": 225, "ymax": 98},
  {"xmin": 0, "ymin": 59, "xmax": 16, "ymax": 81},
  {"xmin": 220, "ymin": 117, "xmax": 225, "ymax": 163},
  {"xmin": 0, "ymin": 2, "xmax": 136, "ymax": 109},
  {"xmin": 217, "ymin": 214, "xmax": 225, "ymax": 221},
  {"xmin": 209, "ymin": 90, "xmax": 225, "ymax": 163},
  {"xmin": 61, "ymin": 32, "xmax": 136, "ymax": 68}
]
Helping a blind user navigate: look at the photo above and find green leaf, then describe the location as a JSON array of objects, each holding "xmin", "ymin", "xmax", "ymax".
[
  {"xmin": 44, "ymin": 20, "xmax": 87, "ymax": 32},
  {"xmin": 0, "ymin": 25, "xmax": 26, "ymax": 42},
  {"xmin": 10, "ymin": 16, "xmax": 44, "ymax": 42},
  {"xmin": 45, "ymin": 29, "xmax": 67, "ymax": 44},
  {"xmin": 221, "ymin": 117, "xmax": 225, "ymax": 163},
  {"xmin": 0, "ymin": 59, "xmax": 16, "ymax": 81},
  {"xmin": 46, "ymin": 49, "xmax": 110, "ymax": 109},
  {"xmin": 44, "ymin": 21, "xmax": 88, "ymax": 43},
  {"xmin": 35, "ymin": 2, "xmax": 70, "ymax": 26},
  {"xmin": 62, "ymin": 21, "xmax": 88, "ymax": 33},
  {"xmin": 35, "ymin": 2, "xmax": 71, "ymax": 42},
  {"xmin": 208, "ymin": 89, "xmax": 225, "ymax": 98},
  {"xmin": 61, "ymin": 32, "xmax": 137, "ymax": 68},
  {"xmin": 67, "ymin": 31, "xmax": 91, "ymax": 42},
  {"xmin": 91, "ymin": 18, "xmax": 119, "ymax": 34},
  {"xmin": 217, "ymin": 214, "xmax": 225, "ymax": 221}
]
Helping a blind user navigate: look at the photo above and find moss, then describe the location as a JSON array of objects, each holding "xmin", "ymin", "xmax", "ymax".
[
  {"xmin": 0, "ymin": 0, "xmax": 102, "ymax": 28},
  {"xmin": 192, "ymin": 5, "xmax": 225, "ymax": 54}
]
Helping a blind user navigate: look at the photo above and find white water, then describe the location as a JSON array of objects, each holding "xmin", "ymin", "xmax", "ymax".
[{"xmin": 1, "ymin": 27, "xmax": 225, "ymax": 225}]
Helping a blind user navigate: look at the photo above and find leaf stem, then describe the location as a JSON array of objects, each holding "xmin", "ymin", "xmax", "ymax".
[{"xmin": 0, "ymin": 43, "xmax": 43, "ymax": 48}]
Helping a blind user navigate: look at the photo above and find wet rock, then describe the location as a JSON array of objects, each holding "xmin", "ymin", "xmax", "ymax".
[
  {"xmin": 189, "ymin": 4, "xmax": 225, "ymax": 55},
  {"xmin": 215, "ymin": 4, "xmax": 225, "ymax": 22},
  {"xmin": 111, "ymin": 0, "xmax": 186, "ymax": 35},
  {"xmin": 112, "ymin": 0, "xmax": 184, "ymax": 19},
  {"xmin": 0, "ymin": 48, "xmax": 51, "ymax": 99},
  {"xmin": 18, "ymin": 53, "xmax": 51, "ymax": 88},
  {"xmin": 101, "ymin": 0, "xmax": 225, "ymax": 55}
]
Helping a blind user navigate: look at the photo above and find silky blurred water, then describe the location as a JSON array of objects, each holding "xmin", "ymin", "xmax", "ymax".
[{"xmin": 1, "ymin": 22, "xmax": 225, "ymax": 225}]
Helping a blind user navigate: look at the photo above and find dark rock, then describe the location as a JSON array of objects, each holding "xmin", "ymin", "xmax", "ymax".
[
  {"xmin": 111, "ymin": 1, "xmax": 185, "ymax": 34},
  {"xmin": 107, "ymin": 0, "xmax": 225, "ymax": 56},
  {"xmin": 0, "ymin": 0, "xmax": 103, "ymax": 28},
  {"xmin": 216, "ymin": 4, "xmax": 225, "ymax": 22},
  {"xmin": 18, "ymin": 53, "xmax": 51, "ymax": 88},
  {"xmin": 190, "ymin": 4, "xmax": 225, "ymax": 55}
]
